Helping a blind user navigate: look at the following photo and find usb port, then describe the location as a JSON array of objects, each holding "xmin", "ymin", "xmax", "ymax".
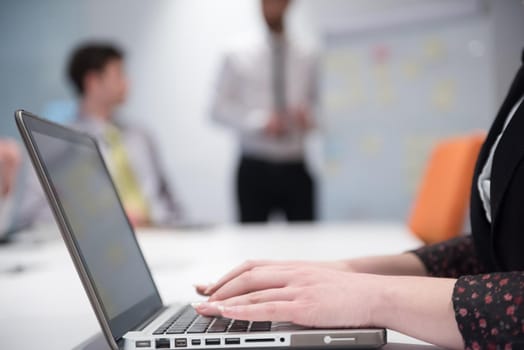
[
  {"xmin": 175, "ymin": 338, "xmax": 187, "ymax": 347},
  {"xmin": 135, "ymin": 340, "xmax": 151, "ymax": 348},
  {"xmin": 225, "ymin": 338, "xmax": 240, "ymax": 345},
  {"xmin": 205, "ymin": 338, "xmax": 221, "ymax": 346},
  {"xmin": 191, "ymin": 339, "xmax": 201, "ymax": 346},
  {"xmin": 155, "ymin": 338, "xmax": 170, "ymax": 349}
]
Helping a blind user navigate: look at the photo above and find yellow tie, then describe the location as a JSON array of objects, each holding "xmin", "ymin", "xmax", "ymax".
[{"xmin": 105, "ymin": 125, "xmax": 150, "ymax": 222}]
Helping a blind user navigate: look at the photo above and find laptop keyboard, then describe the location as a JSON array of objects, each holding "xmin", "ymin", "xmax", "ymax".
[{"xmin": 153, "ymin": 306, "xmax": 272, "ymax": 335}]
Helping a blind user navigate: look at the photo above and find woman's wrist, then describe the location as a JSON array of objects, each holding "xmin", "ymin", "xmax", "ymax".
[
  {"xmin": 368, "ymin": 275, "xmax": 462, "ymax": 349},
  {"xmin": 369, "ymin": 275, "xmax": 399, "ymax": 328},
  {"xmin": 340, "ymin": 253, "xmax": 428, "ymax": 276},
  {"xmin": 364, "ymin": 274, "xmax": 392, "ymax": 327},
  {"xmin": 338, "ymin": 272, "xmax": 392, "ymax": 327}
]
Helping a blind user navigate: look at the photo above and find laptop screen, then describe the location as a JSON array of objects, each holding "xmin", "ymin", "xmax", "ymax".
[{"xmin": 21, "ymin": 113, "xmax": 163, "ymax": 340}]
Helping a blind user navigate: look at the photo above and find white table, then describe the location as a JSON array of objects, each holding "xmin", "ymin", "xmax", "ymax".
[{"xmin": 0, "ymin": 223, "xmax": 439, "ymax": 349}]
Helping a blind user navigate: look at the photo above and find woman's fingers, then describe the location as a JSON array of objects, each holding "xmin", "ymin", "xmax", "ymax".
[
  {"xmin": 220, "ymin": 287, "xmax": 297, "ymax": 307},
  {"xmin": 192, "ymin": 301, "xmax": 222, "ymax": 316},
  {"xmin": 220, "ymin": 301, "xmax": 299, "ymax": 322},
  {"xmin": 202, "ymin": 260, "xmax": 274, "ymax": 296},
  {"xmin": 194, "ymin": 287, "xmax": 297, "ymax": 317},
  {"xmin": 194, "ymin": 284, "xmax": 210, "ymax": 296},
  {"xmin": 196, "ymin": 260, "xmax": 308, "ymax": 297},
  {"xmin": 209, "ymin": 268, "xmax": 294, "ymax": 302}
]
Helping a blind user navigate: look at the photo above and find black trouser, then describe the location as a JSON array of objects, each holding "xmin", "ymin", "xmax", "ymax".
[{"xmin": 236, "ymin": 156, "xmax": 315, "ymax": 223}]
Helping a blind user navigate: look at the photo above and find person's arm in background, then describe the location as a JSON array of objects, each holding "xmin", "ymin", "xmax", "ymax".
[
  {"xmin": 0, "ymin": 139, "xmax": 21, "ymax": 197},
  {"xmin": 1, "ymin": 139, "xmax": 55, "ymax": 233},
  {"xmin": 9, "ymin": 155, "xmax": 54, "ymax": 232},
  {"xmin": 0, "ymin": 139, "xmax": 21, "ymax": 236},
  {"xmin": 290, "ymin": 50, "xmax": 318, "ymax": 134}
]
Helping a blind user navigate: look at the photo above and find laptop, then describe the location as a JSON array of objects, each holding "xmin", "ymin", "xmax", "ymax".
[{"xmin": 15, "ymin": 110, "xmax": 386, "ymax": 350}]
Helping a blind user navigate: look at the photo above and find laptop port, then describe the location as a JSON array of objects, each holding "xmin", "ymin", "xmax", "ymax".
[
  {"xmin": 156, "ymin": 338, "xmax": 171, "ymax": 348},
  {"xmin": 225, "ymin": 338, "xmax": 240, "ymax": 345},
  {"xmin": 135, "ymin": 340, "xmax": 151, "ymax": 348},
  {"xmin": 175, "ymin": 338, "xmax": 187, "ymax": 347},
  {"xmin": 191, "ymin": 339, "xmax": 201, "ymax": 346},
  {"xmin": 245, "ymin": 338, "xmax": 275, "ymax": 343},
  {"xmin": 205, "ymin": 338, "xmax": 221, "ymax": 346}
]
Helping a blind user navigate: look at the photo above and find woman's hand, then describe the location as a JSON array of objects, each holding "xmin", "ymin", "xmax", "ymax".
[
  {"xmin": 193, "ymin": 261, "xmax": 462, "ymax": 349},
  {"xmin": 194, "ymin": 253, "xmax": 427, "ymax": 298},
  {"xmin": 193, "ymin": 265, "xmax": 382, "ymax": 329},
  {"xmin": 194, "ymin": 259, "xmax": 351, "ymax": 297}
]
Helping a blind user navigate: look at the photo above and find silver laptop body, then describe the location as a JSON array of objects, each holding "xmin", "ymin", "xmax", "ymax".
[{"xmin": 15, "ymin": 110, "xmax": 386, "ymax": 350}]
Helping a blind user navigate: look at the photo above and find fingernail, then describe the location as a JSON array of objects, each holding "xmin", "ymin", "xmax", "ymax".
[
  {"xmin": 216, "ymin": 304, "xmax": 225, "ymax": 313},
  {"xmin": 191, "ymin": 302, "xmax": 203, "ymax": 308}
]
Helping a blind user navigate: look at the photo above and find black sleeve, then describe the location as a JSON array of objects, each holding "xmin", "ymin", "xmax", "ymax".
[{"xmin": 411, "ymin": 236, "xmax": 486, "ymax": 278}]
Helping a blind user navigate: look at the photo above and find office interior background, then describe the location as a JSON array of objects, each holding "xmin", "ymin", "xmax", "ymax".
[{"xmin": 1, "ymin": 0, "xmax": 523, "ymax": 224}]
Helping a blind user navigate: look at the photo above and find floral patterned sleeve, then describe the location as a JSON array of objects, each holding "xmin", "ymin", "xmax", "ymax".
[
  {"xmin": 453, "ymin": 272, "xmax": 524, "ymax": 349},
  {"xmin": 411, "ymin": 236, "xmax": 486, "ymax": 278},
  {"xmin": 411, "ymin": 237, "xmax": 524, "ymax": 347}
]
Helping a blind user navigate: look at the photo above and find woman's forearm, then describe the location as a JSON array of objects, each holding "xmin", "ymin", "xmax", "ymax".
[
  {"xmin": 372, "ymin": 275, "xmax": 463, "ymax": 349},
  {"xmin": 343, "ymin": 252, "xmax": 428, "ymax": 276}
]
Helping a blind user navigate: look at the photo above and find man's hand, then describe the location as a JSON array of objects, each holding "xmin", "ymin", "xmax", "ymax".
[
  {"xmin": 292, "ymin": 106, "xmax": 314, "ymax": 131},
  {"xmin": 0, "ymin": 139, "xmax": 21, "ymax": 197},
  {"xmin": 263, "ymin": 114, "xmax": 287, "ymax": 137}
]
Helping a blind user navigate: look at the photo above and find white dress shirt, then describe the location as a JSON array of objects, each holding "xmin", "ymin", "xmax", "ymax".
[
  {"xmin": 478, "ymin": 96, "xmax": 524, "ymax": 223},
  {"xmin": 211, "ymin": 32, "xmax": 318, "ymax": 162},
  {"xmin": 13, "ymin": 115, "xmax": 182, "ymax": 230}
]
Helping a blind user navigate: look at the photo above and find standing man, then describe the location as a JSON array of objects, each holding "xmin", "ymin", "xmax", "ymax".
[
  {"xmin": 211, "ymin": 0, "xmax": 317, "ymax": 223},
  {"xmin": 16, "ymin": 43, "xmax": 183, "ymax": 229}
]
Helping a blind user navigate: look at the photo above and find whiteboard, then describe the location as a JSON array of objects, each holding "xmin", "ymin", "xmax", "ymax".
[{"xmin": 319, "ymin": 15, "xmax": 496, "ymax": 221}]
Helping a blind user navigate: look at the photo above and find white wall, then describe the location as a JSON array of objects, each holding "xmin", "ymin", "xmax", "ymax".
[
  {"xmin": 1, "ymin": 0, "xmax": 522, "ymax": 223},
  {"xmin": 113, "ymin": 0, "xmax": 502, "ymax": 224}
]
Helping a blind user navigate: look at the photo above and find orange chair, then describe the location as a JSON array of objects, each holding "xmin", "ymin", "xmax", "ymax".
[{"xmin": 408, "ymin": 132, "xmax": 486, "ymax": 245}]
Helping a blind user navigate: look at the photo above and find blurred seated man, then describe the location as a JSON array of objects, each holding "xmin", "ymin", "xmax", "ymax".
[{"xmin": 15, "ymin": 42, "xmax": 183, "ymax": 229}]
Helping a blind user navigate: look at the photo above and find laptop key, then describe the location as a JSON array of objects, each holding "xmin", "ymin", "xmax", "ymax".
[
  {"xmin": 228, "ymin": 320, "xmax": 250, "ymax": 332},
  {"xmin": 187, "ymin": 326, "xmax": 209, "ymax": 334},
  {"xmin": 250, "ymin": 321, "xmax": 272, "ymax": 332},
  {"xmin": 153, "ymin": 305, "xmax": 198, "ymax": 335},
  {"xmin": 193, "ymin": 316, "xmax": 214, "ymax": 325},
  {"xmin": 207, "ymin": 322, "xmax": 230, "ymax": 333}
]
